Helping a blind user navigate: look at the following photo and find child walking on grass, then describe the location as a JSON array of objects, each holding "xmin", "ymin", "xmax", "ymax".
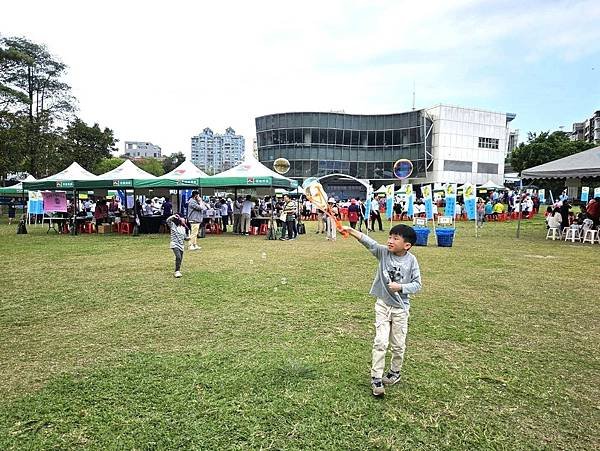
[
  {"xmin": 166, "ymin": 214, "xmax": 188, "ymax": 278},
  {"xmin": 342, "ymin": 224, "xmax": 422, "ymax": 396}
]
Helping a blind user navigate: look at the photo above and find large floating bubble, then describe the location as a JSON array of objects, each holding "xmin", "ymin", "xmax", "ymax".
[
  {"xmin": 273, "ymin": 158, "xmax": 290, "ymax": 174},
  {"xmin": 393, "ymin": 159, "xmax": 413, "ymax": 180}
]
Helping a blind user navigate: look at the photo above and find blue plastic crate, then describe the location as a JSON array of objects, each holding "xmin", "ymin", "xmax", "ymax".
[
  {"xmin": 414, "ymin": 226, "xmax": 430, "ymax": 246},
  {"xmin": 435, "ymin": 228, "xmax": 455, "ymax": 247}
]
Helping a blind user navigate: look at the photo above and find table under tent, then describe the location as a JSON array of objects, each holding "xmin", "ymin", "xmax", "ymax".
[{"xmin": 199, "ymin": 155, "xmax": 298, "ymax": 237}]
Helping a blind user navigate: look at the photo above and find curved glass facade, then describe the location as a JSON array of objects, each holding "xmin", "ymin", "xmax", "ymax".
[{"xmin": 256, "ymin": 111, "xmax": 432, "ymax": 180}]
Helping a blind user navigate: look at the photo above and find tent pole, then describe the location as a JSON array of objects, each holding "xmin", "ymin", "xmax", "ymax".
[{"xmin": 133, "ymin": 187, "xmax": 139, "ymax": 236}]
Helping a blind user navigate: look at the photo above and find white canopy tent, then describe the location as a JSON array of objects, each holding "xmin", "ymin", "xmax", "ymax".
[
  {"xmin": 479, "ymin": 180, "xmax": 507, "ymax": 190},
  {"xmin": 159, "ymin": 160, "xmax": 209, "ymax": 180}
]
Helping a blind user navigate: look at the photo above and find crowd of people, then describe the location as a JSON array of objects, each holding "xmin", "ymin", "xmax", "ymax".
[{"xmin": 545, "ymin": 196, "xmax": 600, "ymax": 235}]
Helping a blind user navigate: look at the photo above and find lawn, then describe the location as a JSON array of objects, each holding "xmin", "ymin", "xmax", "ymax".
[{"xmin": 0, "ymin": 216, "xmax": 598, "ymax": 450}]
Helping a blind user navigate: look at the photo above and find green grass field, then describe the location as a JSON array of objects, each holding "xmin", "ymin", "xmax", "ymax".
[{"xmin": 0, "ymin": 216, "xmax": 598, "ymax": 450}]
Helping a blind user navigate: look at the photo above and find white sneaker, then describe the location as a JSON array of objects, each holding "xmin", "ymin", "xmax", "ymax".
[
  {"xmin": 189, "ymin": 245, "xmax": 200, "ymax": 251},
  {"xmin": 174, "ymin": 271, "xmax": 182, "ymax": 278}
]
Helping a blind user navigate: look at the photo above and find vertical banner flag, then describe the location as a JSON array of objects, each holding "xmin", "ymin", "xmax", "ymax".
[
  {"xmin": 42, "ymin": 191, "xmax": 67, "ymax": 213},
  {"xmin": 445, "ymin": 184, "xmax": 457, "ymax": 218},
  {"xmin": 28, "ymin": 191, "xmax": 44, "ymax": 215},
  {"xmin": 179, "ymin": 189, "xmax": 193, "ymax": 216},
  {"xmin": 385, "ymin": 184, "xmax": 395, "ymax": 219},
  {"xmin": 464, "ymin": 183, "xmax": 477, "ymax": 220},
  {"xmin": 405, "ymin": 184, "xmax": 414, "ymax": 217},
  {"xmin": 581, "ymin": 187, "xmax": 589, "ymax": 203},
  {"xmin": 364, "ymin": 195, "xmax": 372, "ymax": 223},
  {"xmin": 538, "ymin": 189, "xmax": 545, "ymax": 204},
  {"xmin": 117, "ymin": 189, "xmax": 127, "ymax": 208},
  {"xmin": 594, "ymin": 187, "xmax": 600, "ymax": 198},
  {"xmin": 422, "ymin": 184, "xmax": 433, "ymax": 219}
]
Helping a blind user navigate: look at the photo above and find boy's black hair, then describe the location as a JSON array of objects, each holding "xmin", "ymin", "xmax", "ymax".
[{"xmin": 389, "ymin": 224, "xmax": 417, "ymax": 246}]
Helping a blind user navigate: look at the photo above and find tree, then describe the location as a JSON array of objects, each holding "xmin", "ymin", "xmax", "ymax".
[
  {"xmin": 0, "ymin": 112, "xmax": 27, "ymax": 182},
  {"xmin": 93, "ymin": 157, "xmax": 124, "ymax": 175},
  {"xmin": 134, "ymin": 158, "xmax": 164, "ymax": 176},
  {"xmin": 162, "ymin": 152, "xmax": 186, "ymax": 174},
  {"xmin": 0, "ymin": 36, "xmax": 76, "ymax": 177},
  {"xmin": 510, "ymin": 131, "xmax": 596, "ymax": 174},
  {"xmin": 59, "ymin": 118, "xmax": 117, "ymax": 172}
]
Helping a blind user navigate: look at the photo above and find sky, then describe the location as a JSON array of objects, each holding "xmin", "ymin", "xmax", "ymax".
[{"xmin": 2, "ymin": 0, "xmax": 599, "ymax": 158}]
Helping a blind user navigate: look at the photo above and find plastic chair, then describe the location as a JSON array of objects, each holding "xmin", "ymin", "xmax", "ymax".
[
  {"xmin": 564, "ymin": 227, "xmax": 580, "ymax": 242},
  {"xmin": 259, "ymin": 223, "xmax": 269, "ymax": 235},
  {"xmin": 582, "ymin": 229, "xmax": 598, "ymax": 244},
  {"xmin": 545, "ymin": 227, "xmax": 560, "ymax": 241}
]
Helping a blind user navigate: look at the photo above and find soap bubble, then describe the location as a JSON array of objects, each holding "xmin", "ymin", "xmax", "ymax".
[
  {"xmin": 249, "ymin": 259, "xmax": 254, "ymax": 265},
  {"xmin": 281, "ymin": 277, "xmax": 287, "ymax": 285},
  {"xmin": 261, "ymin": 252, "xmax": 267, "ymax": 260},
  {"xmin": 393, "ymin": 159, "xmax": 413, "ymax": 179}
]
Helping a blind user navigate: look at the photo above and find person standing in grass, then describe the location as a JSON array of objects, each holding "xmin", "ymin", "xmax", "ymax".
[
  {"xmin": 166, "ymin": 214, "xmax": 188, "ymax": 278},
  {"xmin": 342, "ymin": 223, "xmax": 422, "ymax": 397},
  {"xmin": 8, "ymin": 198, "xmax": 16, "ymax": 225},
  {"xmin": 187, "ymin": 190, "xmax": 206, "ymax": 250}
]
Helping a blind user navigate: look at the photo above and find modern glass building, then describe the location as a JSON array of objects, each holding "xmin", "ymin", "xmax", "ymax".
[{"xmin": 255, "ymin": 111, "xmax": 433, "ymax": 181}]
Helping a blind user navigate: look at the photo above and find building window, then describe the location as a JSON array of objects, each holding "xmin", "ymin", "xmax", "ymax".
[
  {"xmin": 478, "ymin": 137, "xmax": 499, "ymax": 149},
  {"xmin": 477, "ymin": 162, "xmax": 499, "ymax": 174},
  {"xmin": 444, "ymin": 160, "xmax": 473, "ymax": 172}
]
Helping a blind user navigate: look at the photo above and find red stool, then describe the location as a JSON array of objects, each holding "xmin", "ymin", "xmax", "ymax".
[
  {"xmin": 259, "ymin": 223, "xmax": 269, "ymax": 235},
  {"xmin": 250, "ymin": 226, "xmax": 259, "ymax": 235},
  {"xmin": 82, "ymin": 222, "xmax": 95, "ymax": 234},
  {"xmin": 119, "ymin": 222, "xmax": 132, "ymax": 234}
]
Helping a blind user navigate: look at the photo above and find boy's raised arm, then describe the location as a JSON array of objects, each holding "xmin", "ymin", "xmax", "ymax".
[{"xmin": 342, "ymin": 226, "xmax": 363, "ymax": 241}]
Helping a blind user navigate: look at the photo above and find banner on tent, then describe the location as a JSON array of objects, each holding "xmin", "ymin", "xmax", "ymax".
[
  {"xmin": 179, "ymin": 189, "xmax": 193, "ymax": 216},
  {"xmin": 112, "ymin": 180, "xmax": 133, "ymax": 187},
  {"xmin": 28, "ymin": 191, "xmax": 44, "ymax": 215},
  {"xmin": 445, "ymin": 184, "xmax": 457, "ymax": 217},
  {"xmin": 581, "ymin": 187, "xmax": 589, "ymax": 202},
  {"xmin": 42, "ymin": 191, "xmax": 67, "ymax": 213},
  {"xmin": 464, "ymin": 183, "xmax": 476, "ymax": 220},
  {"xmin": 594, "ymin": 187, "xmax": 600, "ymax": 198},
  {"xmin": 56, "ymin": 181, "xmax": 73, "ymax": 188}
]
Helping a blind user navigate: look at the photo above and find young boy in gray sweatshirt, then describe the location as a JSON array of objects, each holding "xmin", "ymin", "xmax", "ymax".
[{"xmin": 343, "ymin": 224, "xmax": 422, "ymax": 396}]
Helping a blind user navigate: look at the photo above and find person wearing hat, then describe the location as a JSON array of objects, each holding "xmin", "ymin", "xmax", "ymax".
[
  {"xmin": 326, "ymin": 198, "xmax": 339, "ymax": 241},
  {"xmin": 347, "ymin": 198, "xmax": 360, "ymax": 229}
]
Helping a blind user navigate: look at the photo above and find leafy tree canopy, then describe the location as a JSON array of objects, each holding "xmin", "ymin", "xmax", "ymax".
[
  {"xmin": 93, "ymin": 157, "xmax": 124, "ymax": 175},
  {"xmin": 162, "ymin": 152, "xmax": 186, "ymax": 174},
  {"xmin": 134, "ymin": 158, "xmax": 164, "ymax": 177}
]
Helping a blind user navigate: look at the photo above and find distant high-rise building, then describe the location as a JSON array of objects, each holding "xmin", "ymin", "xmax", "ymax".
[
  {"xmin": 191, "ymin": 127, "xmax": 245, "ymax": 174},
  {"xmin": 571, "ymin": 110, "xmax": 600, "ymax": 144},
  {"xmin": 124, "ymin": 141, "xmax": 162, "ymax": 159}
]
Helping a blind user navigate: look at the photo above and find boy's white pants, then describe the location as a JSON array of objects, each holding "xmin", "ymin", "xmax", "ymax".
[
  {"xmin": 371, "ymin": 298, "xmax": 409, "ymax": 378},
  {"xmin": 326, "ymin": 216, "xmax": 336, "ymax": 240}
]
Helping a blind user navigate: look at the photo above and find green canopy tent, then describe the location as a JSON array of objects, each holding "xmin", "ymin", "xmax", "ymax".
[
  {"xmin": 200, "ymin": 155, "xmax": 298, "ymax": 190},
  {"xmin": 135, "ymin": 160, "xmax": 208, "ymax": 189},
  {"xmin": 135, "ymin": 160, "xmax": 209, "ymax": 215},
  {"xmin": 22, "ymin": 162, "xmax": 99, "ymax": 191},
  {"xmin": 75, "ymin": 159, "xmax": 156, "ymax": 190},
  {"xmin": 0, "ymin": 175, "xmax": 36, "ymax": 196}
]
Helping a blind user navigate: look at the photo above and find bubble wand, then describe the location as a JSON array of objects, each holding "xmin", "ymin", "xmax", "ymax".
[{"xmin": 302, "ymin": 178, "xmax": 349, "ymax": 238}]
